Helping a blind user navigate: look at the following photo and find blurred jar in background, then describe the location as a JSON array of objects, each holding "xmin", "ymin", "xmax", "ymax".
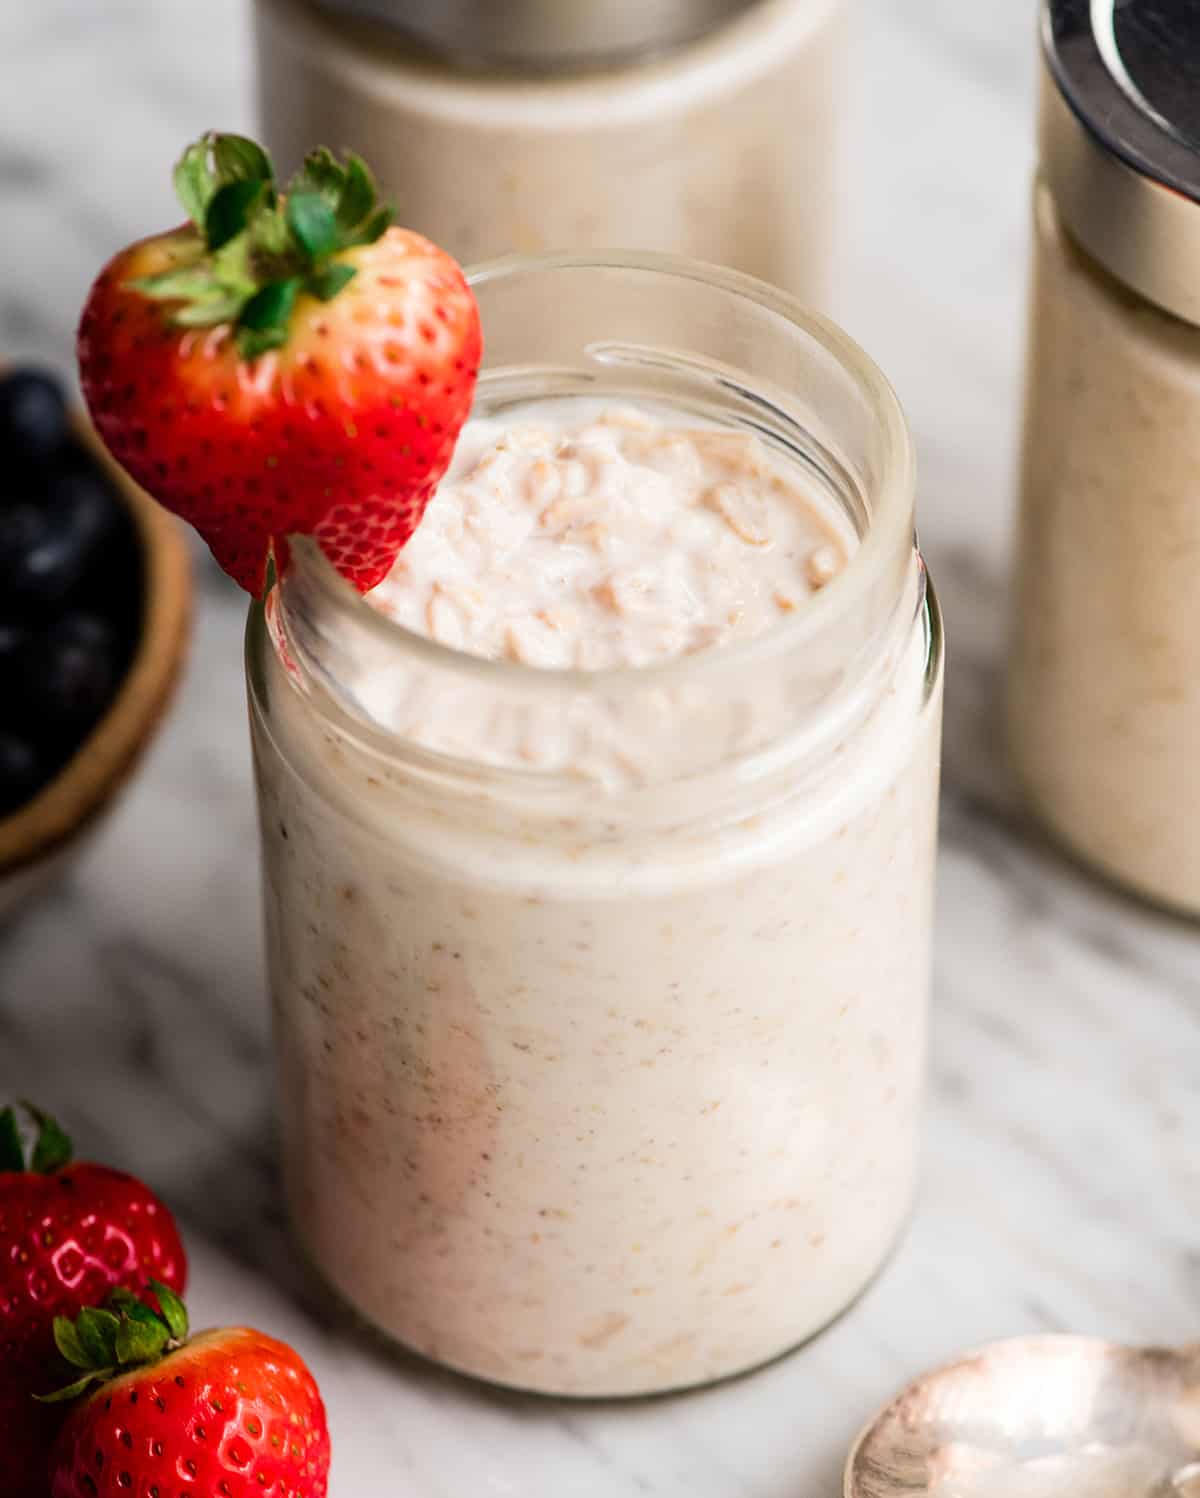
[
  {"xmin": 1009, "ymin": 0, "xmax": 1200, "ymax": 914},
  {"xmin": 253, "ymin": 0, "xmax": 845, "ymax": 305}
]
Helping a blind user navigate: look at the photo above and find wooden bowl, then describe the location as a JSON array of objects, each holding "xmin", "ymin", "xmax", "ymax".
[{"xmin": 0, "ymin": 412, "xmax": 192, "ymax": 919}]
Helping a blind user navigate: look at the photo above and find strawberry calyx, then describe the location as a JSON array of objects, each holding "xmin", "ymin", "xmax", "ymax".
[
  {"xmin": 39, "ymin": 1282, "xmax": 191, "ymax": 1405},
  {"xmin": 0, "ymin": 1101, "xmax": 73, "ymax": 1174},
  {"xmin": 129, "ymin": 130, "xmax": 395, "ymax": 359}
]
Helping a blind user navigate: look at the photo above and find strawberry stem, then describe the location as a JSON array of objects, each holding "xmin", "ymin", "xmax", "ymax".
[{"xmin": 129, "ymin": 131, "xmax": 396, "ymax": 361}]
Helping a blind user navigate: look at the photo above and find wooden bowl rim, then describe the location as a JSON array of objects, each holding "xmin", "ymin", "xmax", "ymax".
[{"xmin": 0, "ymin": 413, "xmax": 192, "ymax": 874}]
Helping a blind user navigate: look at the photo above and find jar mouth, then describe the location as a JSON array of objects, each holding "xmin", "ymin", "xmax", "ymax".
[{"xmin": 280, "ymin": 249, "xmax": 916, "ymax": 703}]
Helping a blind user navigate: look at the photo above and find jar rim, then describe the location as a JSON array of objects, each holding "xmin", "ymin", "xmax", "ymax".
[{"xmin": 280, "ymin": 249, "xmax": 916, "ymax": 703}]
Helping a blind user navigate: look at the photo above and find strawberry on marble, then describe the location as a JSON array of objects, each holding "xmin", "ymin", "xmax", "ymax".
[
  {"xmin": 0, "ymin": 1104, "xmax": 187, "ymax": 1493},
  {"xmin": 44, "ymin": 1283, "xmax": 330, "ymax": 1498}
]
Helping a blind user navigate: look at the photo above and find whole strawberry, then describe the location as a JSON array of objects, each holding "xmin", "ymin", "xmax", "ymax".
[
  {"xmin": 0, "ymin": 1104, "xmax": 187, "ymax": 1495},
  {"xmin": 78, "ymin": 131, "xmax": 482, "ymax": 596},
  {"xmin": 45, "ymin": 1284, "xmax": 330, "ymax": 1497}
]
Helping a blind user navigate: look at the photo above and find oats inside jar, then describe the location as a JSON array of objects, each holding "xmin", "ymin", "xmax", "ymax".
[{"xmin": 369, "ymin": 401, "xmax": 853, "ymax": 671}]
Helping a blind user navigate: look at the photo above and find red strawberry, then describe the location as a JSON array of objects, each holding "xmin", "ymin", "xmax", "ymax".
[
  {"xmin": 78, "ymin": 132, "xmax": 481, "ymax": 597},
  {"xmin": 0, "ymin": 1104, "xmax": 187, "ymax": 1495},
  {"xmin": 45, "ymin": 1284, "xmax": 330, "ymax": 1498}
]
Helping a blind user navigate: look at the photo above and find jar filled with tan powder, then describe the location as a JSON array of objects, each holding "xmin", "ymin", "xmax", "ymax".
[
  {"xmin": 253, "ymin": 0, "xmax": 845, "ymax": 306},
  {"xmin": 1009, "ymin": 0, "xmax": 1200, "ymax": 914}
]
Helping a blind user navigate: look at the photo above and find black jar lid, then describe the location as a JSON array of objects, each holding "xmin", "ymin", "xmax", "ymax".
[{"xmin": 1042, "ymin": 0, "xmax": 1200, "ymax": 323}]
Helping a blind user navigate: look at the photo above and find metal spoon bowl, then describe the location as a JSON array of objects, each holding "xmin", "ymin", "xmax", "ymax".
[{"xmin": 845, "ymin": 1335, "xmax": 1200, "ymax": 1498}]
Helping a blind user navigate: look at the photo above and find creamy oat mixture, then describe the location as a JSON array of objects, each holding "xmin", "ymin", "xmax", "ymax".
[
  {"xmin": 252, "ymin": 397, "xmax": 942, "ymax": 1397},
  {"xmin": 370, "ymin": 404, "xmax": 851, "ymax": 670}
]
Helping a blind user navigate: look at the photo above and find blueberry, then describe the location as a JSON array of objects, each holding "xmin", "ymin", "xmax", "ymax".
[
  {"xmin": 17, "ymin": 612, "xmax": 120, "ymax": 746},
  {"xmin": 0, "ymin": 463, "xmax": 125, "ymax": 614},
  {"xmin": 45, "ymin": 460, "xmax": 125, "ymax": 544},
  {"xmin": 0, "ymin": 501, "xmax": 46, "ymax": 563},
  {"xmin": 0, "ymin": 731, "xmax": 43, "ymax": 817},
  {"xmin": 0, "ymin": 618, "xmax": 30, "ymax": 696},
  {"xmin": 0, "ymin": 369, "xmax": 69, "ymax": 468},
  {"xmin": 0, "ymin": 618, "xmax": 27, "ymax": 655}
]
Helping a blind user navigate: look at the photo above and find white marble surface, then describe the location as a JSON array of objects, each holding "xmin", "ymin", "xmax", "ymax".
[{"xmin": 2, "ymin": 2, "xmax": 1199, "ymax": 1493}]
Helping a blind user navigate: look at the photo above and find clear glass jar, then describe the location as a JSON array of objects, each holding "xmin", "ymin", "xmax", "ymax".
[
  {"xmin": 1009, "ymin": 182, "xmax": 1200, "ymax": 912},
  {"xmin": 1008, "ymin": 3, "xmax": 1200, "ymax": 914},
  {"xmin": 246, "ymin": 253, "xmax": 944, "ymax": 1397},
  {"xmin": 253, "ymin": 0, "xmax": 844, "ymax": 305}
]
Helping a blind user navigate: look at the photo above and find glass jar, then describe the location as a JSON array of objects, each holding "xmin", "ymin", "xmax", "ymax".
[
  {"xmin": 252, "ymin": 0, "xmax": 844, "ymax": 305},
  {"xmin": 246, "ymin": 253, "xmax": 943, "ymax": 1398},
  {"xmin": 1009, "ymin": 0, "xmax": 1200, "ymax": 914}
]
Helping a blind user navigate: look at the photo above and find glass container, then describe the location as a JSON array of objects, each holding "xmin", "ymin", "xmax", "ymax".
[
  {"xmin": 253, "ymin": 0, "xmax": 845, "ymax": 305},
  {"xmin": 247, "ymin": 253, "xmax": 944, "ymax": 1397},
  {"xmin": 1009, "ymin": 0, "xmax": 1200, "ymax": 913}
]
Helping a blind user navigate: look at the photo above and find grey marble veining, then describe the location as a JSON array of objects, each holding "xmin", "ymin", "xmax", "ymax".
[{"xmin": 2, "ymin": 2, "xmax": 1198, "ymax": 1493}]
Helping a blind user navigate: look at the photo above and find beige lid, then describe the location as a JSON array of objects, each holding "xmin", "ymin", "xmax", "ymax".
[
  {"xmin": 1040, "ymin": 0, "xmax": 1200, "ymax": 325},
  {"xmin": 309, "ymin": 0, "xmax": 762, "ymax": 69}
]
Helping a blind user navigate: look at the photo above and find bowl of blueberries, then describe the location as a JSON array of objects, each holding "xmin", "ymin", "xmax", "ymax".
[{"xmin": 0, "ymin": 365, "xmax": 191, "ymax": 919}]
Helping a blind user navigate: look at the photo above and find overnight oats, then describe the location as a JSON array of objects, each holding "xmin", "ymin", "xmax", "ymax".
[{"xmin": 247, "ymin": 254, "xmax": 944, "ymax": 1396}]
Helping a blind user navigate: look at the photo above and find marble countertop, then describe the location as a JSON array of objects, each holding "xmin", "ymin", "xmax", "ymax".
[{"xmin": 3, "ymin": 2, "xmax": 1197, "ymax": 1492}]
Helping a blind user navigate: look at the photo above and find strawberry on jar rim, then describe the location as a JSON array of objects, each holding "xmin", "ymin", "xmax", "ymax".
[
  {"xmin": 43, "ymin": 1282, "xmax": 330, "ymax": 1497},
  {"xmin": 78, "ymin": 132, "xmax": 482, "ymax": 597},
  {"xmin": 0, "ymin": 1103, "xmax": 188, "ymax": 1495}
]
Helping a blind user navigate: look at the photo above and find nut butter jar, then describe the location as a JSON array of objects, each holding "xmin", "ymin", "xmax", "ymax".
[
  {"xmin": 252, "ymin": 0, "xmax": 845, "ymax": 305},
  {"xmin": 1008, "ymin": 0, "xmax": 1200, "ymax": 914}
]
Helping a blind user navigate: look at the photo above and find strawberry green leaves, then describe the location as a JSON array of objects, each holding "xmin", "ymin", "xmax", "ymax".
[
  {"xmin": 112, "ymin": 1289, "xmax": 174, "ymax": 1365},
  {"xmin": 289, "ymin": 146, "xmax": 384, "ymax": 240},
  {"xmin": 130, "ymin": 132, "xmax": 395, "ymax": 361},
  {"xmin": 281, "ymin": 147, "xmax": 396, "ymax": 291},
  {"xmin": 71, "ymin": 1308, "xmax": 122, "ymax": 1367},
  {"xmin": 308, "ymin": 262, "xmax": 357, "ymax": 302},
  {"xmin": 0, "ymin": 1101, "xmax": 73, "ymax": 1174},
  {"xmin": 336, "ymin": 154, "xmax": 375, "ymax": 232},
  {"xmin": 172, "ymin": 139, "xmax": 218, "ymax": 228},
  {"xmin": 206, "ymin": 178, "xmax": 268, "ymax": 252},
  {"xmin": 212, "ymin": 133, "xmax": 273, "ymax": 189},
  {"xmin": 41, "ymin": 1282, "xmax": 192, "ymax": 1405},
  {"xmin": 238, "ymin": 277, "xmax": 303, "ymax": 359},
  {"xmin": 173, "ymin": 131, "xmax": 272, "ymax": 228},
  {"xmin": 289, "ymin": 144, "xmax": 368, "ymax": 227},
  {"xmin": 286, "ymin": 193, "xmax": 339, "ymax": 261},
  {"xmin": 27, "ymin": 1104, "xmax": 72, "ymax": 1173},
  {"xmin": 153, "ymin": 1281, "xmax": 189, "ymax": 1342},
  {"xmin": 45, "ymin": 1308, "xmax": 124, "ymax": 1403},
  {"xmin": 343, "ymin": 205, "xmax": 394, "ymax": 249}
]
